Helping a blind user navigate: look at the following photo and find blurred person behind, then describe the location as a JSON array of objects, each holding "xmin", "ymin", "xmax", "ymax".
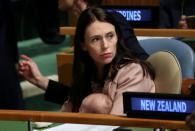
[
  {"xmin": 160, "ymin": 0, "xmax": 195, "ymax": 29},
  {"xmin": 0, "ymin": 0, "xmax": 24, "ymax": 109},
  {"xmin": 186, "ymin": 111, "xmax": 195, "ymax": 131}
]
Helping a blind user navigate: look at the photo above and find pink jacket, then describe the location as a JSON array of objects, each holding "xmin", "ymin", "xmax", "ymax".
[
  {"xmin": 103, "ymin": 63, "xmax": 155, "ymax": 116},
  {"xmin": 61, "ymin": 63, "xmax": 155, "ymax": 115}
]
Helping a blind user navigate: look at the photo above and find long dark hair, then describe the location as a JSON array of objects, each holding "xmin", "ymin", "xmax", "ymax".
[{"xmin": 70, "ymin": 7, "xmax": 155, "ymax": 112}]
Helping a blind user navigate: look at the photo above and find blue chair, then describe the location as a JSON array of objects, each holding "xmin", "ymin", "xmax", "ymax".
[
  {"xmin": 139, "ymin": 38, "xmax": 195, "ymax": 79},
  {"xmin": 138, "ymin": 38, "xmax": 195, "ymax": 94}
]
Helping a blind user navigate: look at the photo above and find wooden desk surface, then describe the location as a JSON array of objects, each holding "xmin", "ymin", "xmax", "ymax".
[
  {"xmin": 0, "ymin": 110, "xmax": 189, "ymax": 130},
  {"xmin": 102, "ymin": 0, "xmax": 160, "ymax": 6},
  {"xmin": 60, "ymin": 27, "xmax": 195, "ymax": 38}
]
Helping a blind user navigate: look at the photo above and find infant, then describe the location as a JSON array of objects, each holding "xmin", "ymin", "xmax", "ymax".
[{"xmin": 79, "ymin": 93, "xmax": 113, "ymax": 114}]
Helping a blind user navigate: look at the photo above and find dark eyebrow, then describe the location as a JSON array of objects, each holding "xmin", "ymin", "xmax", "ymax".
[
  {"xmin": 89, "ymin": 30, "xmax": 115, "ymax": 39},
  {"xmin": 106, "ymin": 31, "xmax": 115, "ymax": 35},
  {"xmin": 89, "ymin": 35, "xmax": 100, "ymax": 39}
]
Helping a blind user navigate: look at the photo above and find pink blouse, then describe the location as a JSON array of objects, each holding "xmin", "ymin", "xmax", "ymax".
[
  {"xmin": 102, "ymin": 63, "xmax": 155, "ymax": 116},
  {"xmin": 61, "ymin": 63, "xmax": 155, "ymax": 115}
]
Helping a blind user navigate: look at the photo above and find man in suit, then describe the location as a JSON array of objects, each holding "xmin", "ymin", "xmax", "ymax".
[
  {"xmin": 159, "ymin": 0, "xmax": 195, "ymax": 28},
  {"xmin": 0, "ymin": 0, "xmax": 24, "ymax": 109}
]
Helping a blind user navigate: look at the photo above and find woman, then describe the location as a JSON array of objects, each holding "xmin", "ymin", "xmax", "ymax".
[
  {"xmin": 19, "ymin": 8, "xmax": 155, "ymax": 115},
  {"xmin": 58, "ymin": 0, "xmax": 149, "ymax": 60}
]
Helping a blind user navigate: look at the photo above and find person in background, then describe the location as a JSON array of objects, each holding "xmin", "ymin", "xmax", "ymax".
[
  {"xmin": 36, "ymin": 0, "xmax": 66, "ymax": 44},
  {"xmin": 58, "ymin": 0, "xmax": 74, "ymax": 10},
  {"xmin": 159, "ymin": 0, "xmax": 195, "ymax": 29},
  {"xmin": 0, "ymin": 0, "xmax": 24, "ymax": 109},
  {"xmin": 178, "ymin": 15, "xmax": 188, "ymax": 29},
  {"xmin": 58, "ymin": 0, "xmax": 149, "ymax": 60},
  {"xmin": 19, "ymin": 7, "xmax": 155, "ymax": 115},
  {"xmin": 13, "ymin": 0, "xmax": 67, "ymax": 43},
  {"xmin": 186, "ymin": 111, "xmax": 195, "ymax": 131}
]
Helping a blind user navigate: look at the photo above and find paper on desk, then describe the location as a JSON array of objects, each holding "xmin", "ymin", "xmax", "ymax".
[
  {"xmin": 136, "ymin": 36, "xmax": 173, "ymax": 40},
  {"xmin": 39, "ymin": 123, "xmax": 119, "ymax": 131}
]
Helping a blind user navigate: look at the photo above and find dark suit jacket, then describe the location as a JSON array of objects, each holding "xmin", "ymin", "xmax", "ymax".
[
  {"xmin": 0, "ymin": 0, "xmax": 24, "ymax": 109},
  {"xmin": 160, "ymin": 0, "xmax": 195, "ymax": 28}
]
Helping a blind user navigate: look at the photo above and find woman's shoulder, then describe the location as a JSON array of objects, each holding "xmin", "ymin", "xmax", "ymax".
[
  {"xmin": 114, "ymin": 62, "xmax": 143, "ymax": 81},
  {"xmin": 119, "ymin": 62, "xmax": 143, "ymax": 73},
  {"xmin": 111, "ymin": 62, "xmax": 155, "ymax": 92}
]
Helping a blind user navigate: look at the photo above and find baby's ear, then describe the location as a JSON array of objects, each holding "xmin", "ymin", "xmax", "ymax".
[{"xmin": 80, "ymin": 43, "xmax": 87, "ymax": 51}]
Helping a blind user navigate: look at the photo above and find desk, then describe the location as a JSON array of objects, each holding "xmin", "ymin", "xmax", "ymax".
[
  {"xmin": 59, "ymin": 27, "xmax": 195, "ymax": 38},
  {"xmin": 102, "ymin": 0, "xmax": 160, "ymax": 6},
  {"xmin": 0, "ymin": 110, "xmax": 189, "ymax": 130},
  {"xmin": 0, "ymin": 121, "xmax": 161, "ymax": 131}
]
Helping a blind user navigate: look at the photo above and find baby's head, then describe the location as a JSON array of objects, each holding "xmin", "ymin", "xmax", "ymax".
[{"xmin": 79, "ymin": 93, "xmax": 112, "ymax": 114}]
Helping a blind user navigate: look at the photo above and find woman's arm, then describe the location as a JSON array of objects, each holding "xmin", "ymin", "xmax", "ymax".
[
  {"xmin": 109, "ymin": 63, "xmax": 155, "ymax": 115},
  {"xmin": 45, "ymin": 80, "xmax": 70, "ymax": 104},
  {"xmin": 18, "ymin": 55, "xmax": 49, "ymax": 90},
  {"xmin": 18, "ymin": 55, "xmax": 70, "ymax": 104}
]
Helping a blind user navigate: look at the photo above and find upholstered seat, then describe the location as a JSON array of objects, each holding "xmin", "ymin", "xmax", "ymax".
[
  {"xmin": 139, "ymin": 38, "xmax": 195, "ymax": 79},
  {"xmin": 139, "ymin": 38, "xmax": 195, "ymax": 94},
  {"xmin": 147, "ymin": 51, "xmax": 182, "ymax": 94}
]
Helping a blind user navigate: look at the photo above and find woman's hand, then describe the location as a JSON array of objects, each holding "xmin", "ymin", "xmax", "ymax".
[{"xmin": 18, "ymin": 55, "xmax": 49, "ymax": 90}]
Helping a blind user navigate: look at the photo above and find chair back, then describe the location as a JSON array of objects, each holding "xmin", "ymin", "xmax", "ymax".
[
  {"xmin": 147, "ymin": 51, "xmax": 182, "ymax": 94},
  {"xmin": 139, "ymin": 38, "xmax": 195, "ymax": 79}
]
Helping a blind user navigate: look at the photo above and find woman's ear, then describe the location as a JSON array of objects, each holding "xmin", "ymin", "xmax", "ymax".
[{"xmin": 80, "ymin": 43, "xmax": 87, "ymax": 51}]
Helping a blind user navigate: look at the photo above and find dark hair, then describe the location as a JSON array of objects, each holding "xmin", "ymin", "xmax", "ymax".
[
  {"xmin": 83, "ymin": 0, "xmax": 103, "ymax": 7},
  {"xmin": 70, "ymin": 7, "xmax": 155, "ymax": 112}
]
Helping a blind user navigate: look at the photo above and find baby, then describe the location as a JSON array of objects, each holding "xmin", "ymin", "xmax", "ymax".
[{"xmin": 79, "ymin": 93, "xmax": 113, "ymax": 114}]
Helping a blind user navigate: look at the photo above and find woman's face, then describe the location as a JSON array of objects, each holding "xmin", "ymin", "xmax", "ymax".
[{"xmin": 82, "ymin": 21, "xmax": 118, "ymax": 67}]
